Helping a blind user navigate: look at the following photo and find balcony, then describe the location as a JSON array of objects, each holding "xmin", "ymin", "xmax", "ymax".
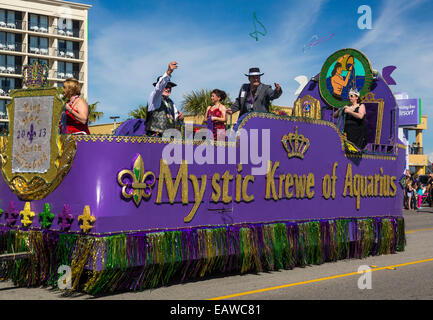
[
  {"xmin": 409, "ymin": 145, "xmax": 423, "ymax": 155},
  {"xmin": 28, "ymin": 46, "xmax": 49, "ymax": 56},
  {"xmin": 0, "ymin": 88, "xmax": 12, "ymax": 97},
  {"xmin": 0, "ymin": 65, "xmax": 22, "ymax": 75},
  {"xmin": 53, "ymin": 70, "xmax": 83, "ymax": 81},
  {"xmin": 55, "ymin": 27, "xmax": 84, "ymax": 39},
  {"xmin": 0, "ymin": 42, "xmax": 24, "ymax": 53},
  {"xmin": 0, "ymin": 20, "xmax": 24, "ymax": 30},
  {"xmin": 55, "ymin": 49, "xmax": 84, "ymax": 60},
  {"xmin": 28, "ymin": 25, "xmax": 49, "ymax": 34}
]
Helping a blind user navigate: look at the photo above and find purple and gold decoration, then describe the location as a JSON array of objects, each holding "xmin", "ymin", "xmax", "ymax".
[
  {"xmin": 0, "ymin": 48, "xmax": 406, "ymax": 294},
  {"xmin": 4, "ymin": 201, "xmax": 19, "ymax": 226},
  {"xmin": 23, "ymin": 61, "xmax": 49, "ymax": 89},
  {"xmin": 281, "ymin": 126, "xmax": 310, "ymax": 159},
  {"xmin": 293, "ymin": 94, "xmax": 321, "ymax": 119},
  {"xmin": 0, "ymin": 69, "xmax": 77, "ymax": 200},
  {"xmin": 58, "ymin": 204, "xmax": 74, "ymax": 232},
  {"xmin": 38, "ymin": 203, "xmax": 55, "ymax": 229},
  {"xmin": 78, "ymin": 205, "xmax": 96, "ymax": 233},
  {"xmin": 117, "ymin": 154, "xmax": 156, "ymax": 206},
  {"xmin": 19, "ymin": 202, "xmax": 35, "ymax": 227}
]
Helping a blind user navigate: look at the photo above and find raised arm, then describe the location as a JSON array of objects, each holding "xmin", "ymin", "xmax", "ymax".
[
  {"xmin": 268, "ymin": 83, "xmax": 283, "ymax": 100},
  {"xmin": 147, "ymin": 62, "xmax": 178, "ymax": 111}
]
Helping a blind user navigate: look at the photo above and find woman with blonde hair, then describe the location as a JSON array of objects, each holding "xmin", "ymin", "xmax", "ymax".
[{"xmin": 62, "ymin": 78, "xmax": 90, "ymax": 134}]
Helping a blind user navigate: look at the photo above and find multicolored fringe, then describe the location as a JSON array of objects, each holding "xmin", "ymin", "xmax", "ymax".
[{"xmin": 0, "ymin": 217, "xmax": 405, "ymax": 295}]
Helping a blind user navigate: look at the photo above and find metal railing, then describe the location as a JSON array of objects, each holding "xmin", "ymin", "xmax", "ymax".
[
  {"xmin": 0, "ymin": 88, "xmax": 12, "ymax": 96},
  {"xmin": 28, "ymin": 24, "xmax": 49, "ymax": 34},
  {"xmin": 28, "ymin": 46, "xmax": 49, "ymax": 56},
  {"xmin": 0, "ymin": 20, "xmax": 24, "ymax": 30},
  {"xmin": 0, "ymin": 42, "xmax": 24, "ymax": 53},
  {"xmin": 409, "ymin": 146, "xmax": 424, "ymax": 155},
  {"xmin": 55, "ymin": 27, "xmax": 84, "ymax": 39},
  {"xmin": 53, "ymin": 70, "xmax": 83, "ymax": 81},
  {"xmin": 55, "ymin": 48, "xmax": 84, "ymax": 60},
  {"xmin": 0, "ymin": 65, "xmax": 22, "ymax": 75}
]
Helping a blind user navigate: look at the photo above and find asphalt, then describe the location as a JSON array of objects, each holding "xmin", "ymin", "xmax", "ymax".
[{"xmin": 0, "ymin": 207, "xmax": 432, "ymax": 300}]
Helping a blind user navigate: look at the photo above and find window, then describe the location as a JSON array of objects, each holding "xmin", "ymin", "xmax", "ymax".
[
  {"xmin": 7, "ymin": 11, "xmax": 14, "ymax": 25},
  {"xmin": 0, "ymin": 55, "xmax": 19, "ymax": 74},
  {"xmin": 0, "ymin": 10, "xmax": 21, "ymax": 28},
  {"xmin": 0, "ymin": 77, "xmax": 15, "ymax": 91},
  {"xmin": 29, "ymin": 58, "xmax": 48, "ymax": 66},
  {"xmin": 29, "ymin": 14, "xmax": 49, "ymax": 32},
  {"xmin": 57, "ymin": 61, "xmax": 77, "ymax": 79},
  {"xmin": 0, "ymin": 99, "xmax": 6, "ymax": 113},
  {"xmin": 58, "ymin": 40, "xmax": 80, "ymax": 58},
  {"xmin": 29, "ymin": 36, "xmax": 49, "ymax": 55}
]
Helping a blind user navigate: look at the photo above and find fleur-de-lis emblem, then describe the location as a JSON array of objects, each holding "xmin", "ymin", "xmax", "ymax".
[
  {"xmin": 38, "ymin": 203, "xmax": 55, "ymax": 229},
  {"xmin": 58, "ymin": 204, "xmax": 74, "ymax": 231},
  {"xmin": 78, "ymin": 205, "xmax": 96, "ymax": 233},
  {"xmin": 27, "ymin": 123, "xmax": 36, "ymax": 143},
  {"xmin": 117, "ymin": 154, "xmax": 156, "ymax": 206},
  {"xmin": 5, "ymin": 201, "xmax": 19, "ymax": 226},
  {"xmin": 20, "ymin": 202, "xmax": 35, "ymax": 227}
]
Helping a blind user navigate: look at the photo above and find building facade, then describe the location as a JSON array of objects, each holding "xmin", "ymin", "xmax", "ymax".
[
  {"xmin": 407, "ymin": 115, "xmax": 428, "ymax": 175},
  {"xmin": 0, "ymin": 0, "xmax": 90, "ymax": 130}
]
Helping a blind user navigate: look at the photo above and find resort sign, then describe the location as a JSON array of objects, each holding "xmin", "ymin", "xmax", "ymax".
[{"xmin": 397, "ymin": 98, "xmax": 419, "ymax": 127}]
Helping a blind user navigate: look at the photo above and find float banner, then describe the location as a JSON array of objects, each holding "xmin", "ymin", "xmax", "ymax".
[
  {"xmin": 12, "ymin": 96, "xmax": 53, "ymax": 173},
  {"xmin": 397, "ymin": 98, "xmax": 419, "ymax": 127}
]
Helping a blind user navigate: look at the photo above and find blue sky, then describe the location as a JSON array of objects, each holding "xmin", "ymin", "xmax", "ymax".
[{"xmin": 72, "ymin": 0, "xmax": 433, "ymax": 159}]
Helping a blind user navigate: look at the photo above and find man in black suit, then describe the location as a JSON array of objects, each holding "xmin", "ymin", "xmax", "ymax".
[{"xmin": 228, "ymin": 67, "xmax": 282, "ymax": 118}]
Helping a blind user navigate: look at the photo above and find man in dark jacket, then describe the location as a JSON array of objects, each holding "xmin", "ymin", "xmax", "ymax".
[{"xmin": 228, "ymin": 67, "xmax": 282, "ymax": 118}]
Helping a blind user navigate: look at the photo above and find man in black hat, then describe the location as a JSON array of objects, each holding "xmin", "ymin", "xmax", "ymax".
[
  {"xmin": 146, "ymin": 61, "xmax": 184, "ymax": 137},
  {"xmin": 228, "ymin": 67, "xmax": 282, "ymax": 118}
]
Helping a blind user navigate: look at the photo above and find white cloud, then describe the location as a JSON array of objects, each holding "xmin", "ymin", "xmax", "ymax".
[
  {"xmin": 352, "ymin": 0, "xmax": 433, "ymax": 155},
  {"xmin": 87, "ymin": 3, "xmax": 328, "ymax": 123}
]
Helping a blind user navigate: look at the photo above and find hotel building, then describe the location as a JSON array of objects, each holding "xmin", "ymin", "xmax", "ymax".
[{"xmin": 0, "ymin": 0, "xmax": 90, "ymax": 130}]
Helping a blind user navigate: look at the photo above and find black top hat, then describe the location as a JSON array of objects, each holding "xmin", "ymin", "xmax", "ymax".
[
  {"xmin": 244, "ymin": 67, "xmax": 264, "ymax": 77},
  {"xmin": 153, "ymin": 75, "xmax": 177, "ymax": 87}
]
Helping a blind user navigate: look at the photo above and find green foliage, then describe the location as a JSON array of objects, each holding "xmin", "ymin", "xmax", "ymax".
[
  {"xmin": 129, "ymin": 104, "xmax": 148, "ymax": 119},
  {"xmin": 87, "ymin": 101, "xmax": 104, "ymax": 124},
  {"xmin": 182, "ymin": 89, "xmax": 233, "ymax": 116}
]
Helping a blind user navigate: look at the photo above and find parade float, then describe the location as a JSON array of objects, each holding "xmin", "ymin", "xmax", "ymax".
[{"xmin": 0, "ymin": 49, "xmax": 405, "ymax": 295}]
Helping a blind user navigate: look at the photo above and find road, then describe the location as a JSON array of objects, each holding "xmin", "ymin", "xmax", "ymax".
[{"xmin": 0, "ymin": 207, "xmax": 432, "ymax": 300}]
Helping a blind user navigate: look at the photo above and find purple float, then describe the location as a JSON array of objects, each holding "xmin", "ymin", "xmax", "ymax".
[{"xmin": 0, "ymin": 50, "xmax": 406, "ymax": 294}]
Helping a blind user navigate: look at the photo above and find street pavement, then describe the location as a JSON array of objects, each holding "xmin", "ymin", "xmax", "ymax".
[{"xmin": 0, "ymin": 207, "xmax": 432, "ymax": 300}]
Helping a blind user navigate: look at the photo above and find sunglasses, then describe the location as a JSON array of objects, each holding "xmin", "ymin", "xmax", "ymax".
[
  {"xmin": 349, "ymin": 94, "xmax": 357, "ymax": 98},
  {"xmin": 164, "ymin": 87, "xmax": 172, "ymax": 91}
]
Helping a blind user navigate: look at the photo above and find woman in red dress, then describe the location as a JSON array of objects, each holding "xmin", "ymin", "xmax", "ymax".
[
  {"xmin": 205, "ymin": 89, "xmax": 227, "ymax": 141},
  {"xmin": 63, "ymin": 78, "xmax": 90, "ymax": 134}
]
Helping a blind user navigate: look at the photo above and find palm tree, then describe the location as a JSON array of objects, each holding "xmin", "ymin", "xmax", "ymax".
[
  {"xmin": 128, "ymin": 104, "xmax": 148, "ymax": 119},
  {"xmin": 87, "ymin": 101, "xmax": 104, "ymax": 124},
  {"xmin": 182, "ymin": 89, "xmax": 233, "ymax": 116}
]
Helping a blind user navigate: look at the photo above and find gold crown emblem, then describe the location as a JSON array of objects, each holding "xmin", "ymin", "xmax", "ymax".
[
  {"xmin": 23, "ymin": 61, "xmax": 48, "ymax": 88},
  {"xmin": 281, "ymin": 126, "xmax": 310, "ymax": 159}
]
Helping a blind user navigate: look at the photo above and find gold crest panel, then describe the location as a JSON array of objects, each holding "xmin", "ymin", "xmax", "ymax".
[{"xmin": 0, "ymin": 87, "xmax": 77, "ymax": 200}]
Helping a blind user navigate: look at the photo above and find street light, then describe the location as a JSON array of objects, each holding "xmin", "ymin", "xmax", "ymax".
[{"xmin": 110, "ymin": 116, "xmax": 120, "ymax": 133}]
